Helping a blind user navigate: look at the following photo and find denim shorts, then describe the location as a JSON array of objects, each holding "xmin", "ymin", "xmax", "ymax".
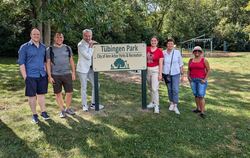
[{"xmin": 191, "ymin": 78, "xmax": 208, "ymax": 97}]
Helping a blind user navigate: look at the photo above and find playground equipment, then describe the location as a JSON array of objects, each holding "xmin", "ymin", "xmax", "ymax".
[{"xmin": 180, "ymin": 34, "xmax": 213, "ymax": 55}]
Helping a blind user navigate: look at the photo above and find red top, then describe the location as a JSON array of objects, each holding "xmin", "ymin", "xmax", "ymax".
[
  {"xmin": 189, "ymin": 58, "xmax": 207, "ymax": 79},
  {"xmin": 146, "ymin": 47, "xmax": 163, "ymax": 67}
]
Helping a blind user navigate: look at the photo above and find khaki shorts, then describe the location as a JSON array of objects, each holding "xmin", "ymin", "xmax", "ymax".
[{"xmin": 52, "ymin": 74, "xmax": 73, "ymax": 94}]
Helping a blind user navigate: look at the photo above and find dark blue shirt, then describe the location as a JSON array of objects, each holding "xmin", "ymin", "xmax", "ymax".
[{"xmin": 18, "ymin": 40, "xmax": 47, "ymax": 78}]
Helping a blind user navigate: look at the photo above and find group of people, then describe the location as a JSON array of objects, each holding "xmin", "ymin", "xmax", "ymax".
[
  {"xmin": 146, "ymin": 37, "xmax": 210, "ymax": 118},
  {"xmin": 18, "ymin": 28, "xmax": 210, "ymax": 124},
  {"xmin": 18, "ymin": 28, "xmax": 103, "ymax": 123}
]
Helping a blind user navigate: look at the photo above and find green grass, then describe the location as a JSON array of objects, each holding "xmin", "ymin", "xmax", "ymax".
[{"xmin": 0, "ymin": 54, "xmax": 250, "ymax": 158}]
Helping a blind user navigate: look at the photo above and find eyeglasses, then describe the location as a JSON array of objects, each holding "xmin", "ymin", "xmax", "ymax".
[{"xmin": 193, "ymin": 50, "xmax": 202, "ymax": 53}]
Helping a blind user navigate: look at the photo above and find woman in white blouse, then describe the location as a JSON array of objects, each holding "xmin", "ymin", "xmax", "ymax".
[{"xmin": 162, "ymin": 39, "xmax": 184, "ymax": 114}]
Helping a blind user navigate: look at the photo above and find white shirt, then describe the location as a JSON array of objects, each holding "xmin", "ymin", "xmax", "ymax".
[
  {"xmin": 76, "ymin": 40, "xmax": 93, "ymax": 73},
  {"xmin": 162, "ymin": 49, "xmax": 184, "ymax": 75}
]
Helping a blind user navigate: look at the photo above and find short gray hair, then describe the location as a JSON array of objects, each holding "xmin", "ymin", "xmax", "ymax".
[{"xmin": 82, "ymin": 29, "xmax": 92, "ymax": 34}]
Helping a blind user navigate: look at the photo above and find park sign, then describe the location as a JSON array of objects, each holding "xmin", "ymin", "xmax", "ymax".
[{"xmin": 93, "ymin": 43, "xmax": 146, "ymax": 72}]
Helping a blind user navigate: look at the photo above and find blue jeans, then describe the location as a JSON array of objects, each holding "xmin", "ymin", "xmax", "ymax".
[
  {"xmin": 163, "ymin": 73, "xmax": 180, "ymax": 104},
  {"xmin": 191, "ymin": 78, "xmax": 208, "ymax": 97}
]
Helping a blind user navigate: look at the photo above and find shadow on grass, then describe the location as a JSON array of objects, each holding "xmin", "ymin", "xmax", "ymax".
[{"xmin": 0, "ymin": 119, "xmax": 39, "ymax": 158}]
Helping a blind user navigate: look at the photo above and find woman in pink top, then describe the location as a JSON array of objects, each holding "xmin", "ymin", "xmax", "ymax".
[
  {"xmin": 187, "ymin": 46, "xmax": 210, "ymax": 118},
  {"xmin": 146, "ymin": 37, "xmax": 164, "ymax": 114}
]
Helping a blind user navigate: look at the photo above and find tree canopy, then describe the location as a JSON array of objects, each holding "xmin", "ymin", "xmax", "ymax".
[{"xmin": 0, "ymin": 0, "xmax": 249, "ymax": 56}]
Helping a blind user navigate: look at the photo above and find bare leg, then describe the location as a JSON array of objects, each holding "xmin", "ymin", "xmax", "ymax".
[
  {"xmin": 195, "ymin": 97, "xmax": 200, "ymax": 110},
  {"xmin": 199, "ymin": 97, "xmax": 205, "ymax": 113},
  {"xmin": 28, "ymin": 96, "xmax": 37, "ymax": 114},
  {"xmin": 55, "ymin": 92, "xmax": 65, "ymax": 110},
  {"xmin": 37, "ymin": 94, "xmax": 46, "ymax": 112},
  {"xmin": 65, "ymin": 92, "xmax": 72, "ymax": 108}
]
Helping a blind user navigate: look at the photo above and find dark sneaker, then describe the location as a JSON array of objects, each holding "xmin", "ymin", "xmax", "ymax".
[
  {"xmin": 192, "ymin": 109, "xmax": 201, "ymax": 113},
  {"xmin": 41, "ymin": 111, "xmax": 50, "ymax": 120},
  {"xmin": 59, "ymin": 110, "xmax": 66, "ymax": 118},
  {"xmin": 90, "ymin": 103, "xmax": 104, "ymax": 110},
  {"xmin": 65, "ymin": 108, "xmax": 75, "ymax": 115},
  {"xmin": 32, "ymin": 114, "xmax": 39, "ymax": 124},
  {"xmin": 199, "ymin": 113, "xmax": 206, "ymax": 119}
]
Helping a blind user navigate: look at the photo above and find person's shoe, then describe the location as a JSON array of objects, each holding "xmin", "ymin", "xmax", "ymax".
[
  {"xmin": 41, "ymin": 112, "xmax": 50, "ymax": 120},
  {"xmin": 154, "ymin": 105, "xmax": 159, "ymax": 114},
  {"xmin": 192, "ymin": 108, "xmax": 201, "ymax": 113},
  {"xmin": 199, "ymin": 113, "xmax": 206, "ymax": 119},
  {"xmin": 169, "ymin": 103, "xmax": 175, "ymax": 111},
  {"xmin": 59, "ymin": 110, "xmax": 66, "ymax": 118},
  {"xmin": 174, "ymin": 106, "xmax": 180, "ymax": 115},
  {"xmin": 32, "ymin": 114, "xmax": 39, "ymax": 124},
  {"xmin": 82, "ymin": 105, "xmax": 89, "ymax": 112},
  {"xmin": 90, "ymin": 104, "xmax": 104, "ymax": 110},
  {"xmin": 65, "ymin": 108, "xmax": 75, "ymax": 115},
  {"xmin": 147, "ymin": 102, "xmax": 155, "ymax": 109}
]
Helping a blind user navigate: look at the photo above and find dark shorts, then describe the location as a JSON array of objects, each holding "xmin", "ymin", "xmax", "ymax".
[
  {"xmin": 25, "ymin": 75, "xmax": 48, "ymax": 97},
  {"xmin": 52, "ymin": 74, "xmax": 73, "ymax": 94}
]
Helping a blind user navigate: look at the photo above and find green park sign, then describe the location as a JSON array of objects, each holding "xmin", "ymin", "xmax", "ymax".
[{"xmin": 93, "ymin": 43, "xmax": 147, "ymax": 72}]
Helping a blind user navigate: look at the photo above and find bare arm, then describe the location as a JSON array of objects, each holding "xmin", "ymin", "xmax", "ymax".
[
  {"xmin": 158, "ymin": 58, "xmax": 163, "ymax": 80},
  {"xmin": 46, "ymin": 59, "xmax": 54, "ymax": 83},
  {"xmin": 204, "ymin": 59, "xmax": 210, "ymax": 81},
  {"xmin": 19, "ymin": 64, "xmax": 27, "ymax": 80},
  {"xmin": 70, "ymin": 56, "xmax": 76, "ymax": 81}
]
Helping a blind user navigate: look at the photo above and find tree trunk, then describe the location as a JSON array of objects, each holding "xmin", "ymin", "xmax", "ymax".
[{"xmin": 44, "ymin": 20, "xmax": 51, "ymax": 46}]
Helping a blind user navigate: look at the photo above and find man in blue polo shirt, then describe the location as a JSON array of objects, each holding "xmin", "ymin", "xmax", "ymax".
[{"xmin": 18, "ymin": 28, "xmax": 50, "ymax": 124}]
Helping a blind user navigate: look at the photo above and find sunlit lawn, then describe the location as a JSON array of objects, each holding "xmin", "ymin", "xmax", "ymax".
[{"xmin": 0, "ymin": 53, "xmax": 250, "ymax": 158}]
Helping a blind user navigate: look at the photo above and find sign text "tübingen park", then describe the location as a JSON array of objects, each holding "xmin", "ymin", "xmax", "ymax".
[{"xmin": 93, "ymin": 43, "xmax": 147, "ymax": 72}]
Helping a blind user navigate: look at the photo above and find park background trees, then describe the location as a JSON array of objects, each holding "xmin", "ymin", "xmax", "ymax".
[{"xmin": 0, "ymin": 0, "xmax": 249, "ymax": 56}]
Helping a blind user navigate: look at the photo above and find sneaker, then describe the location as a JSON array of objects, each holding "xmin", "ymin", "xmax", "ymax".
[
  {"xmin": 59, "ymin": 110, "xmax": 66, "ymax": 118},
  {"xmin": 192, "ymin": 108, "xmax": 201, "ymax": 113},
  {"xmin": 82, "ymin": 105, "xmax": 89, "ymax": 112},
  {"xmin": 169, "ymin": 103, "xmax": 175, "ymax": 111},
  {"xmin": 199, "ymin": 113, "xmax": 206, "ymax": 119},
  {"xmin": 41, "ymin": 112, "xmax": 50, "ymax": 120},
  {"xmin": 154, "ymin": 105, "xmax": 159, "ymax": 114},
  {"xmin": 90, "ymin": 104, "xmax": 104, "ymax": 110},
  {"xmin": 65, "ymin": 108, "xmax": 75, "ymax": 115},
  {"xmin": 174, "ymin": 106, "xmax": 180, "ymax": 115},
  {"xmin": 147, "ymin": 102, "xmax": 155, "ymax": 109},
  {"xmin": 32, "ymin": 114, "xmax": 39, "ymax": 124}
]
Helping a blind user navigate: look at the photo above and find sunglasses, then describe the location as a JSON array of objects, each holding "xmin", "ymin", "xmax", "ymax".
[{"xmin": 193, "ymin": 50, "xmax": 202, "ymax": 53}]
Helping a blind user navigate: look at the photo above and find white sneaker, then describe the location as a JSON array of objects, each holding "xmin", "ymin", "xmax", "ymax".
[
  {"xmin": 169, "ymin": 103, "xmax": 175, "ymax": 111},
  {"xmin": 154, "ymin": 105, "xmax": 159, "ymax": 114},
  {"xmin": 90, "ymin": 104, "xmax": 104, "ymax": 110},
  {"xmin": 82, "ymin": 105, "xmax": 89, "ymax": 112},
  {"xmin": 147, "ymin": 102, "xmax": 155, "ymax": 109},
  {"xmin": 174, "ymin": 106, "xmax": 180, "ymax": 115}
]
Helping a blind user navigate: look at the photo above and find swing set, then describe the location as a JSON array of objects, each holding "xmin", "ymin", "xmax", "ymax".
[{"xmin": 180, "ymin": 34, "xmax": 213, "ymax": 55}]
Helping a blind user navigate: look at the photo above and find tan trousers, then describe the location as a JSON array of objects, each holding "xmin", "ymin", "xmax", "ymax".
[{"xmin": 147, "ymin": 66, "xmax": 159, "ymax": 105}]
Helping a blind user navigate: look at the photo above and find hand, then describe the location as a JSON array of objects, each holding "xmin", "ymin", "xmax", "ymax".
[
  {"xmin": 72, "ymin": 72, "xmax": 76, "ymax": 81},
  {"xmin": 188, "ymin": 76, "xmax": 192, "ymax": 82},
  {"xmin": 89, "ymin": 40, "xmax": 98, "ymax": 48},
  {"xmin": 180, "ymin": 75, "xmax": 184, "ymax": 82},
  {"xmin": 158, "ymin": 74, "xmax": 162, "ymax": 81},
  {"xmin": 201, "ymin": 79, "xmax": 206, "ymax": 84},
  {"xmin": 48, "ymin": 76, "xmax": 55, "ymax": 84}
]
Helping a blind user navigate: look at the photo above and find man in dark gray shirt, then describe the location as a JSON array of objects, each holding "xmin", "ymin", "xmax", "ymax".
[{"xmin": 46, "ymin": 32, "xmax": 76, "ymax": 118}]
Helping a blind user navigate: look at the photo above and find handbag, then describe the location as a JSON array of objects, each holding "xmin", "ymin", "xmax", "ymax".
[{"xmin": 163, "ymin": 50, "xmax": 174, "ymax": 84}]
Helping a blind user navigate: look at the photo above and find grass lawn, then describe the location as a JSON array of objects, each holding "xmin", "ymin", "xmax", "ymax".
[{"xmin": 0, "ymin": 53, "xmax": 250, "ymax": 158}]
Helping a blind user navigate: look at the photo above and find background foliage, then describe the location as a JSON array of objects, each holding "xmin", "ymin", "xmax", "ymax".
[{"xmin": 0, "ymin": 0, "xmax": 250, "ymax": 56}]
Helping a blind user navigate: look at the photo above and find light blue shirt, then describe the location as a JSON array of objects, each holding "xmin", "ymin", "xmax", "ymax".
[{"xmin": 162, "ymin": 49, "xmax": 184, "ymax": 75}]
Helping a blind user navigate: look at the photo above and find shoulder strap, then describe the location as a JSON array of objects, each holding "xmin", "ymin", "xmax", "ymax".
[
  {"xmin": 169, "ymin": 50, "xmax": 174, "ymax": 75},
  {"xmin": 49, "ymin": 46, "xmax": 55, "ymax": 65},
  {"xmin": 65, "ymin": 45, "xmax": 71, "ymax": 58}
]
